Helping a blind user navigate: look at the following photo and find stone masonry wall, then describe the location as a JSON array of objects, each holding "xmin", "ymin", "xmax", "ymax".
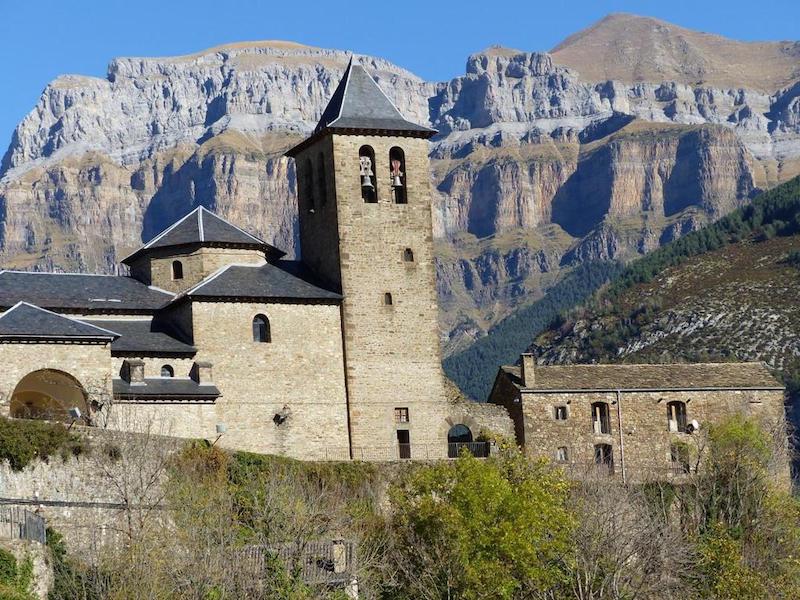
[{"xmin": 0, "ymin": 342, "xmax": 114, "ymax": 420}]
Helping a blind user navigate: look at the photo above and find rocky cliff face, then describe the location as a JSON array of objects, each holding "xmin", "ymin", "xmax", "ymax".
[{"xmin": 1, "ymin": 18, "xmax": 799, "ymax": 353}]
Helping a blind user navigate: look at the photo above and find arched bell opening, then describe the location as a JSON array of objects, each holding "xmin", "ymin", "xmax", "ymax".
[
  {"xmin": 359, "ymin": 145, "xmax": 378, "ymax": 203},
  {"xmin": 9, "ymin": 369, "xmax": 89, "ymax": 424},
  {"xmin": 389, "ymin": 146, "xmax": 406, "ymax": 204}
]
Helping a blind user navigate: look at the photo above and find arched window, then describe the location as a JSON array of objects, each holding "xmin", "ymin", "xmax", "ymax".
[
  {"xmin": 317, "ymin": 153, "xmax": 328, "ymax": 206},
  {"xmin": 161, "ymin": 365, "xmax": 174, "ymax": 378},
  {"xmin": 383, "ymin": 292, "xmax": 393, "ymax": 306},
  {"xmin": 403, "ymin": 248, "xmax": 414, "ymax": 262},
  {"xmin": 389, "ymin": 146, "xmax": 406, "ymax": 204},
  {"xmin": 667, "ymin": 401, "xmax": 688, "ymax": 433},
  {"xmin": 252, "ymin": 314, "xmax": 271, "ymax": 343},
  {"xmin": 171, "ymin": 260, "xmax": 184, "ymax": 280},
  {"xmin": 304, "ymin": 158, "xmax": 315, "ymax": 212},
  {"xmin": 359, "ymin": 145, "xmax": 377, "ymax": 203},
  {"xmin": 591, "ymin": 402, "xmax": 611, "ymax": 435}
]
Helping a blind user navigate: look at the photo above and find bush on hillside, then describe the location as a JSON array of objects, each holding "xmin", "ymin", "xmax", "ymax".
[{"xmin": 0, "ymin": 417, "xmax": 86, "ymax": 471}]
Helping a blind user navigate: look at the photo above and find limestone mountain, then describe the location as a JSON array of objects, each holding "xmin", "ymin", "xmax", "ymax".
[{"xmin": 1, "ymin": 15, "xmax": 799, "ymax": 353}]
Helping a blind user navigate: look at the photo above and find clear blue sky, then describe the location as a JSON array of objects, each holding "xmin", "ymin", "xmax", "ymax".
[{"xmin": 1, "ymin": 0, "xmax": 798, "ymax": 152}]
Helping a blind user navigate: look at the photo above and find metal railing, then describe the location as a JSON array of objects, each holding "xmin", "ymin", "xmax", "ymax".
[
  {"xmin": 239, "ymin": 540, "xmax": 355, "ymax": 586},
  {"xmin": 0, "ymin": 506, "xmax": 46, "ymax": 544},
  {"xmin": 448, "ymin": 442, "xmax": 491, "ymax": 459}
]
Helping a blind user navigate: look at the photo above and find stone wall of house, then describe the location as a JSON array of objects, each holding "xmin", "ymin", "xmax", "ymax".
[
  {"xmin": 0, "ymin": 342, "xmax": 114, "ymax": 420},
  {"xmin": 295, "ymin": 133, "xmax": 451, "ymax": 458},
  {"xmin": 518, "ymin": 388, "xmax": 787, "ymax": 482},
  {"xmin": 130, "ymin": 247, "xmax": 266, "ymax": 293}
]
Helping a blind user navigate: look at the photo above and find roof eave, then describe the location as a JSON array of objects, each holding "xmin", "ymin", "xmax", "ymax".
[{"xmin": 285, "ymin": 125, "xmax": 437, "ymax": 157}]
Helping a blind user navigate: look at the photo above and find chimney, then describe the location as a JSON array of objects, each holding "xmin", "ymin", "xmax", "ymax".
[
  {"xmin": 121, "ymin": 359, "xmax": 145, "ymax": 385},
  {"xmin": 521, "ymin": 353, "xmax": 536, "ymax": 387},
  {"xmin": 191, "ymin": 361, "xmax": 213, "ymax": 385}
]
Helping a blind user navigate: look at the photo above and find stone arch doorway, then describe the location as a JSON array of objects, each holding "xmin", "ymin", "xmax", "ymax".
[
  {"xmin": 447, "ymin": 424, "xmax": 487, "ymax": 458},
  {"xmin": 9, "ymin": 370, "xmax": 89, "ymax": 423}
]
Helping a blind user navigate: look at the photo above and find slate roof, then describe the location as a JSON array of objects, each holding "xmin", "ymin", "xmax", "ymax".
[
  {"xmin": 83, "ymin": 319, "xmax": 196, "ymax": 356},
  {"xmin": 0, "ymin": 270, "xmax": 173, "ymax": 313},
  {"xmin": 287, "ymin": 59, "xmax": 436, "ymax": 156},
  {"xmin": 500, "ymin": 362, "xmax": 784, "ymax": 391},
  {"xmin": 122, "ymin": 206, "xmax": 284, "ymax": 264},
  {"xmin": 113, "ymin": 378, "xmax": 220, "ymax": 401},
  {"xmin": 0, "ymin": 302, "xmax": 120, "ymax": 341},
  {"xmin": 180, "ymin": 261, "xmax": 341, "ymax": 302}
]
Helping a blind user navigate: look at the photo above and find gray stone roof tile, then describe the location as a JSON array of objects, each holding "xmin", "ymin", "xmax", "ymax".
[
  {"xmin": 0, "ymin": 270, "xmax": 173, "ymax": 313},
  {"xmin": 113, "ymin": 378, "xmax": 220, "ymax": 401},
  {"xmin": 500, "ymin": 362, "xmax": 783, "ymax": 390},
  {"xmin": 0, "ymin": 302, "xmax": 120, "ymax": 340},
  {"xmin": 84, "ymin": 319, "xmax": 196, "ymax": 356}
]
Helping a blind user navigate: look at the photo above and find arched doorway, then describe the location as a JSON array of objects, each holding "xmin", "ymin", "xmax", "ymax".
[
  {"xmin": 9, "ymin": 370, "xmax": 88, "ymax": 423},
  {"xmin": 447, "ymin": 424, "xmax": 485, "ymax": 458}
]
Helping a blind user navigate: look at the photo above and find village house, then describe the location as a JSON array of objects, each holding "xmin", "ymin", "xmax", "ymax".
[{"xmin": 488, "ymin": 353, "xmax": 788, "ymax": 482}]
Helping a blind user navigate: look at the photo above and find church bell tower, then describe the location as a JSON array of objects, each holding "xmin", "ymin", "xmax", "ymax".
[{"xmin": 287, "ymin": 59, "xmax": 449, "ymax": 459}]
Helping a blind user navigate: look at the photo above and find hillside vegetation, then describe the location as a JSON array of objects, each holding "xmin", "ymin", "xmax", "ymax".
[{"xmin": 533, "ymin": 176, "xmax": 800, "ymax": 394}]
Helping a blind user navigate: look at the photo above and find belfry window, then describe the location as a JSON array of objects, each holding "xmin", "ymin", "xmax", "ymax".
[
  {"xmin": 591, "ymin": 402, "xmax": 611, "ymax": 435},
  {"xmin": 403, "ymin": 248, "xmax": 414, "ymax": 262},
  {"xmin": 389, "ymin": 146, "xmax": 406, "ymax": 204},
  {"xmin": 667, "ymin": 401, "xmax": 688, "ymax": 433},
  {"xmin": 171, "ymin": 260, "xmax": 184, "ymax": 280},
  {"xmin": 252, "ymin": 314, "xmax": 271, "ymax": 343},
  {"xmin": 304, "ymin": 158, "xmax": 315, "ymax": 212},
  {"xmin": 359, "ymin": 145, "xmax": 377, "ymax": 203},
  {"xmin": 317, "ymin": 153, "xmax": 328, "ymax": 206},
  {"xmin": 161, "ymin": 365, "xmax": 174, "ymax": 378}
]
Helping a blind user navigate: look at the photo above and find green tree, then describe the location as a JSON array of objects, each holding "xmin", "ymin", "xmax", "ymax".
[{"xmin": 385, "ymin": 445, "xmax": 575, "ymax": 600}]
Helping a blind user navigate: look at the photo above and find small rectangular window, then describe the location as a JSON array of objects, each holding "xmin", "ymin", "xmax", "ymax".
[
  {"xmin": 554, "ymin": 406, "xmax": 568, "ymax": 420},
  {"xmin": 394, "ymin": 407, "xmax": 409, "ymax": 423},
  {"xmin": 556, "ymin": 447, "xmax": 569, "ymax": 463}
]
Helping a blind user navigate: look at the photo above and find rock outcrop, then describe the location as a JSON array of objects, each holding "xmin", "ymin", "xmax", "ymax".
[{"xmin": 1, "ymin": 17, "xmax": 798, "ymax": 352}]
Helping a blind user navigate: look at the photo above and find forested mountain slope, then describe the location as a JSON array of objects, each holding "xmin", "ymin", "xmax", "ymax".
[{"xmin": 447, "ymin": 176, "xmax": 800, "ymax": 400}]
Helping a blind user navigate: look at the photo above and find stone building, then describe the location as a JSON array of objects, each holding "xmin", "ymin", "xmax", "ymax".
[
  {"xmin": 488, "ymin": 354, "xmax": 788, "ymax": 482},
  {"xmin": 0, "ymin": 61, "xmax": 510, "ymax": 461}
]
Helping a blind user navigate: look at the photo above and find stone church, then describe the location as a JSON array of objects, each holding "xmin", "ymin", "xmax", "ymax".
[{"xmin": 0, "ymin": 61, "xmax": 508, "ymax": 461}]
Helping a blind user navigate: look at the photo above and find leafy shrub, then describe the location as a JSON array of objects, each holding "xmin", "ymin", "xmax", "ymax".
[
  {"xmin": 0, "ymin": 417, "xmax": 87, "ymax": 471},
  {"xmin": 0, "ymin": 548, "xmax": 34, "ymax": 600}
]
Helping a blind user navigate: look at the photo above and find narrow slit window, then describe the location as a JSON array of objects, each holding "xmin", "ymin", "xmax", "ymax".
[
  {"xmin": 389, "ymin": 146, "xmax": 407, "ymax": 204},
  {"xmin": 359, "ymin": 145, "xmax": 377, "ymax": 203},
  {"xmin": 403, "ymin": 248, "xmax": 414, "ymax": 262},
  {"xmin": 383, "ymin": 292, "xmax": 393, "ymax": 306}
]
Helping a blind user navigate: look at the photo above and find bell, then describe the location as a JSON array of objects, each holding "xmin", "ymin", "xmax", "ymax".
[
  {"xmin": 392, "ymin": 175, "xmax": 403, "ymax": 187},
  {"xmin": 361, "ymin": 175, "xmax": 374, "ymax": 189}
]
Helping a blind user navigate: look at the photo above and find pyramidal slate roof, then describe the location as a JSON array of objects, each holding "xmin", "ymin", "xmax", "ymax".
[
  {"xmin": 123, "ymin": 207, "xmax": 284, "ymax": 264},
  {"xmin": 0, "ymin": 302, "xmax": 120, "ymax": 341},
  {"xmin": 288, "ymin": 59, "xmax": 436, "ymax": 155}
]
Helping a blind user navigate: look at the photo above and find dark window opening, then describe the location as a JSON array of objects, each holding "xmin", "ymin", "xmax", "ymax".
[
  {"xmin": 594, "ymin": 443, "xmax": 614, "ymax": 474},
  {"xmin": 359, "ymin": 146, "xmax": 377, "ymax": 203},
  {"xmin": 556, "ymin": 446, "xmax": 569, "ymax": 463},
  {"xmin": 252, "ymin": 314, "xmax": 271, "ymax": 343},
  {"xmin": 317, "ymin": 153, "xmax": 328, "ymax": 207},
  {"xmin": 447, "ymin": 424, "xmax": 487, "ymax": 458},
  {"xmin": 667, "ymin": 401, "xmax": 688, "ymax": 433},
  {"xmin": 171, "ymin": 260, "xmax": 184, "ymax": 280},
  {"xmin": 591, "ymin": 402, "xmax": 611, "ymax": 435},
  {"xmin": 389, "ymin": 146, "xmax": 406, "ymax": 204},
  {"xmin": 161, "ymin": 365, "xmax": 174, "ymax": 378},
  {"xmin": 554, "ymin": 406, "xmax": 568, "ymax": 420},
  {"xmin": 383, "ymin": 292, "xmax": 393, "ymax": 306},
  {"xmin": 403, "ymin": 248, "xmax": 414, "ymax": 262},
  {"xmin": 397, "ymin": 429, "xmax": 411, "ymax": 460}
]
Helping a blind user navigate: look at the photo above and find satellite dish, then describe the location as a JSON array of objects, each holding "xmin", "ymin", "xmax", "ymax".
[
  {"xmin": 687, "ymin": 420, "xmax": 701, "ymax": 433},
  {"xmin": 68, "ymin": 407, "xmax": 82, "ymax": 420}
]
